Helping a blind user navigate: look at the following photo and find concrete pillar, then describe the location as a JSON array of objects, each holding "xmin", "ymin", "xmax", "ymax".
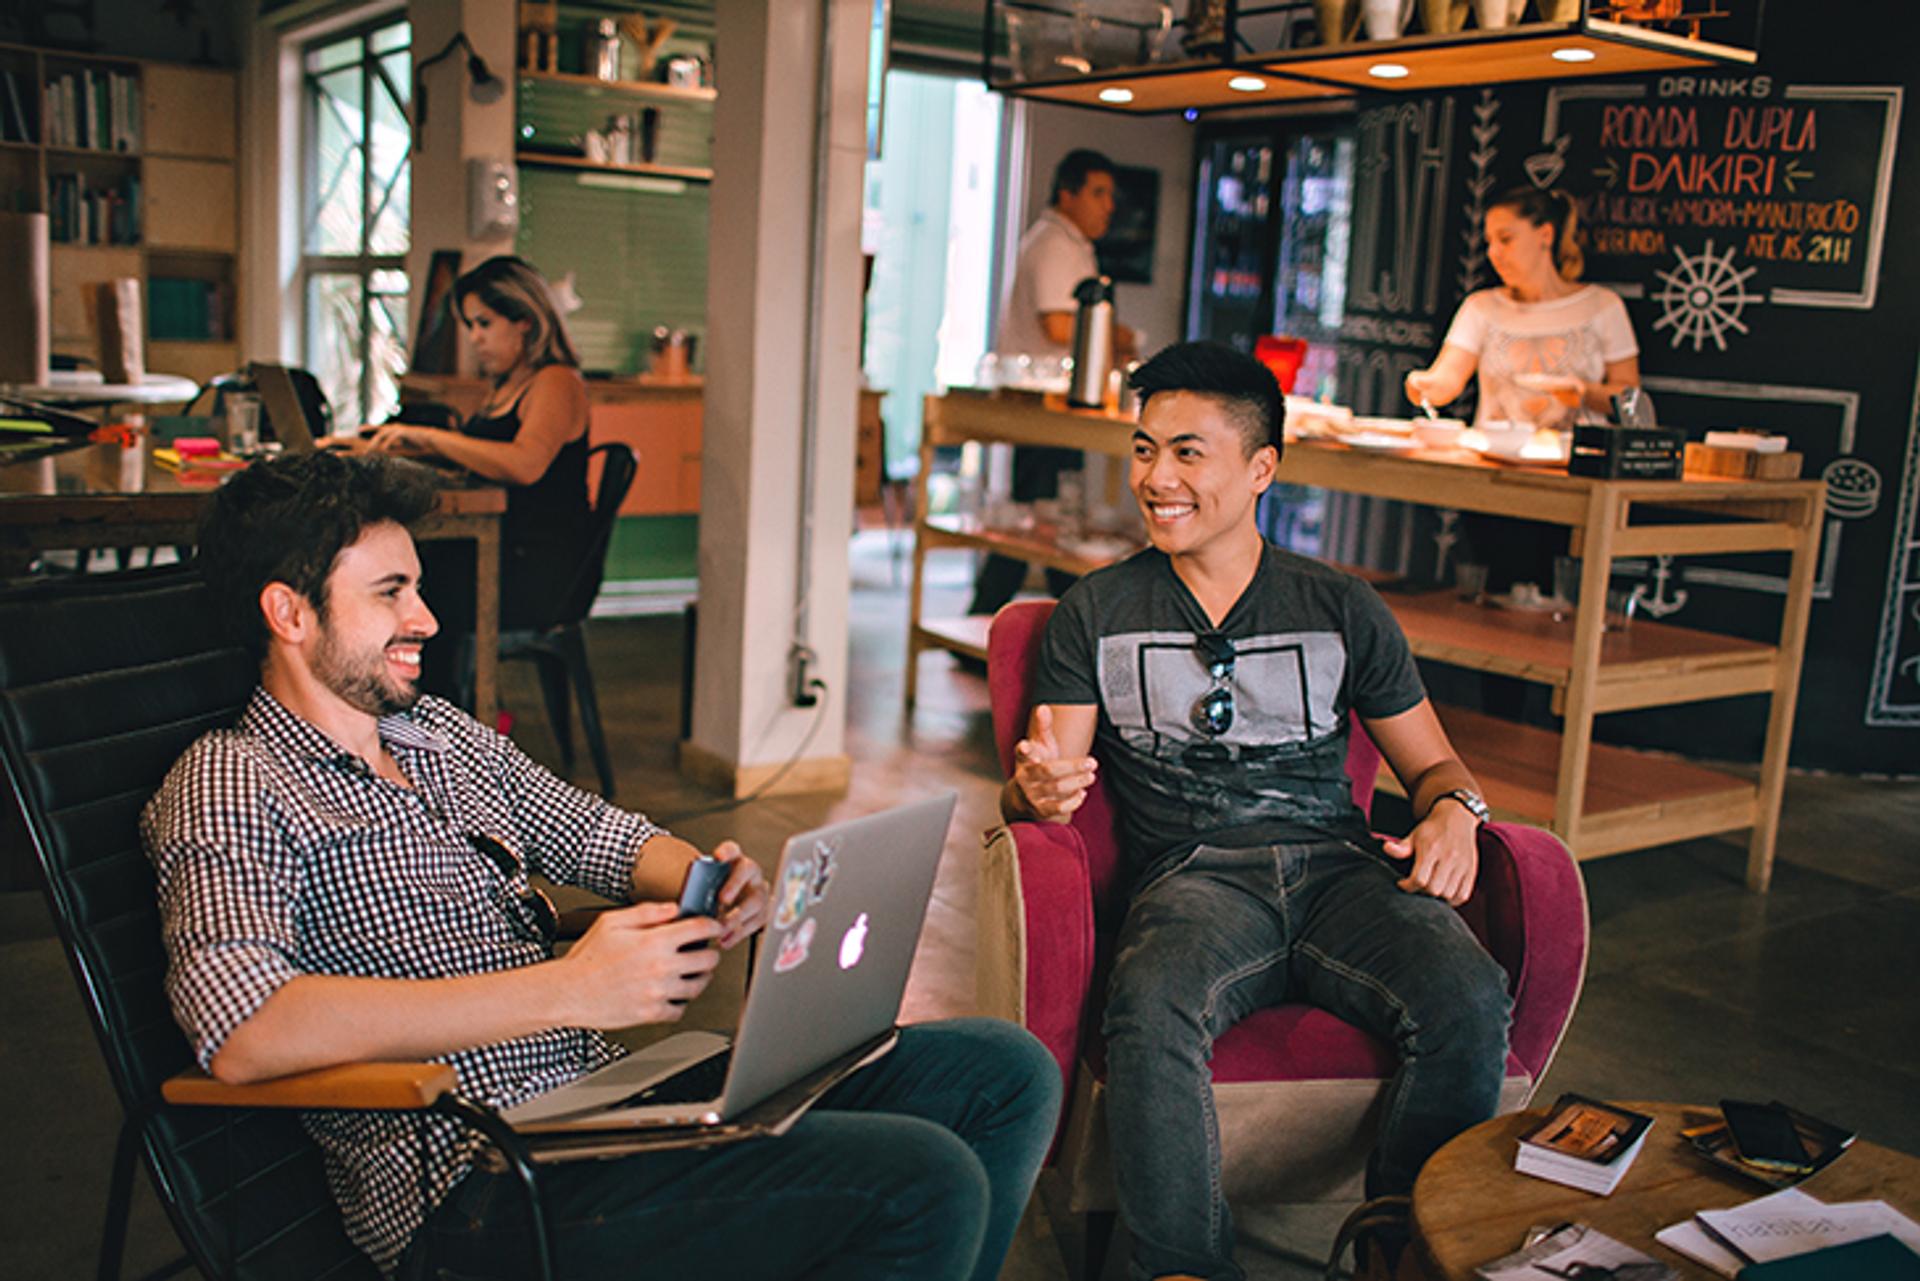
[{"xmin": 684, "ymin": 0, "xmax": 867, "ymax": 795}]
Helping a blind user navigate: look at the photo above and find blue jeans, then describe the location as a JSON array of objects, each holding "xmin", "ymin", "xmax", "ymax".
[
  {"xmin": 1102, "ymin": 841, "xmax": 1512, "ymax": 1281},
  {"xmin": 403, "ymin": 1019, "xmax": 1061, "ymax": 1281}
]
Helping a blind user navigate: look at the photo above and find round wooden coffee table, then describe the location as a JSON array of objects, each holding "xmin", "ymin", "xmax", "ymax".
[{"xmin": 1413, "ymin": 1101, "xmax": 1920, "ymax": 1280}]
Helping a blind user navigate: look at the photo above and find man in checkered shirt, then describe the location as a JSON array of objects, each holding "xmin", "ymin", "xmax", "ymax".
[{"xmin": 142, "ymin": 452, "xmax": 1061, "ymax": 1280}]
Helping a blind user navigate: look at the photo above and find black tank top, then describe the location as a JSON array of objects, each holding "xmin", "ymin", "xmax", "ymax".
[{"xmin": 460, "ymin": 369, "xmax": 591, "ymax": 627}]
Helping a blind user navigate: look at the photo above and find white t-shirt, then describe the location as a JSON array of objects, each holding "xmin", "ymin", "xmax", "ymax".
[
  {"xmin": 995, "ymin": 208, "xmax": 1099, "ymax": 359},
  {"xmin": 1442, "ymin": 284, "xmax": 1639, "ymax": 426}
]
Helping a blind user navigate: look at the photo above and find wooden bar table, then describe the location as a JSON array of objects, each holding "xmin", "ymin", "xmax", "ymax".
[
  {"xmin": 0, "ymin": 442, "xmax": 506, "ymax": 725},
  {"xmin": 914, "ymin": 391, "xmax": 1825, "ymax": 890}
]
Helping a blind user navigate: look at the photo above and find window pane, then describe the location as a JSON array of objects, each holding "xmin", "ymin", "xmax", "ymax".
[
  {"xmin": 308, "ymin": 66, "xmax": 366, "ymax": 255},
  {"xmin": 371, "ymin": 21, "xmax": 409, "ymax": 55},
  {"xmin": 369, "ymin": 277, "xmax": 410, "ymax": 425},
  {"xmin": 308, "ymin": 36, "xmax": 359, "ymax": 75},
  {"xmin": 307, "ymin": 272, "xmax": 364, "ymax": 428},
  {"xmin": 368, "ymin": 58, "xmax": 411, "ymax": 255}
]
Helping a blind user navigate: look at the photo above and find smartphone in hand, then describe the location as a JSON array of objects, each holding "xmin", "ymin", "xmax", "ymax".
[{"xmin": 677, "ymin": 856, "xmax": 727, "ymax": 919}]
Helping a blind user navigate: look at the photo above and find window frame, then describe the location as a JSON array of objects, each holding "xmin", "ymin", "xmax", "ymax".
[{"xmin": 300, "ymin": 13, "xmax": 412, "ymax": 429}]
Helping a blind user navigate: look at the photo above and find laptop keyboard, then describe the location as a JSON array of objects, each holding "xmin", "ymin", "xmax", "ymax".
[{"xmin": 614, "ymin": 1048, "xmax": 734, "ymax": 1109}]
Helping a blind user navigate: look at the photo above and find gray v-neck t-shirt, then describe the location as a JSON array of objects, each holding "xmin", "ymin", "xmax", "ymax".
[{"xmin": 1034, "ymin": 543, "xmax": 1427, "ymax": 874}]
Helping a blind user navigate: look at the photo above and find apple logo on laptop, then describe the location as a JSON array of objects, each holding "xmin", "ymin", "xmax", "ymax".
[{"xmin": 839, "ymin": 913, "xmax": 869, "ymax": 970}]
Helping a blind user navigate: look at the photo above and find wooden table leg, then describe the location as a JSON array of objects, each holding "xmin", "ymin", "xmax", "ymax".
[{"xmin": 471, "ymin": 520, "xmax": 500, "ymax": 728}]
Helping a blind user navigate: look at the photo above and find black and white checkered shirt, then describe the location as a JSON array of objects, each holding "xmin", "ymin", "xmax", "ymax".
[{"xmin": 141, "ymin": 689, "xmax": 665, "ymax": 1273}]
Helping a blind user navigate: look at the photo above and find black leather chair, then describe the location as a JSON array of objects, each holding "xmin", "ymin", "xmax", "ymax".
[
  {"xmin": 500, "ymin": 441, "xmax": 637, "ymax": 799},
  {"xmin": 0, "ymin": 566, "xmax": 551, "ymax": 1281}
]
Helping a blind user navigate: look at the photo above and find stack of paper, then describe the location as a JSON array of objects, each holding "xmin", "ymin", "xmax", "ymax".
[
  {"xmin": 1514, "ymin": 1094, "xmax": 1654, "ymax": 1195},
  {"xmin": 1656, "ymin": 1187, "xmax": 1920, "ymax": 1277}
]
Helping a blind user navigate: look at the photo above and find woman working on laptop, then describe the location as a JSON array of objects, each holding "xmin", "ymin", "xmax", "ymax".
[{"xmin": 337, "ymin": 255, "xmax": 591, "ymax": 698}]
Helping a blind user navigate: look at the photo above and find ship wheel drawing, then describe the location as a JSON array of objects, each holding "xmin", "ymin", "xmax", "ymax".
[{"xmin": 1651, "ymin": 240, "xmax": 1760, "ymax": 351}]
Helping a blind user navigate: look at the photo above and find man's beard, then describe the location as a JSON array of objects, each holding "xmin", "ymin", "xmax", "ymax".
[{"xmin": 313, "ymin": 626, "xmax": 425, "ymax": 718}]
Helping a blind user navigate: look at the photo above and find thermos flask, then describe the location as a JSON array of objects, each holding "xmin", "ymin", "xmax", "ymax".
[{"xmin": 1067, "ymin": 275, "xmax": 1116, "ymax": 408}]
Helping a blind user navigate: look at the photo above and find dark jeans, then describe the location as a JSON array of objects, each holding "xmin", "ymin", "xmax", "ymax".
[
  {"xmin": 1102, "ymin": 841, "xmax": 1511, "ymax": 1281},
  {"xmin": 968, "ymin": 446, "xmax": 1082, "ymax": 616},
  {"xmin": 401, "ymin": 1019, "xmax": 1061, "ymax": 1281}
]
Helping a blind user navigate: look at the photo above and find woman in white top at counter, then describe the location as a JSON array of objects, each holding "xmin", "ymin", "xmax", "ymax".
[{"xmin": 1405, "ymin": 187, "xmax": 1640, "ymax": 428}]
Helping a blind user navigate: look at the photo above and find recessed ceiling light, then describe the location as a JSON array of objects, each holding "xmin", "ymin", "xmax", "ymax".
[
  {"xmin": 1368, "ymin": 62, "xmax": 1410, "ymax": 79},
  {"xmin": 1552, "ymin": 46, "xmax": 1597, "ymax": 62},
  {"xmin": 1098, "ymin": 87, "xmax": 1135, "ymax": 104},
  {"xmin": 1227, "ymin": 75, "xmax": 1267, "ymax": 92}
]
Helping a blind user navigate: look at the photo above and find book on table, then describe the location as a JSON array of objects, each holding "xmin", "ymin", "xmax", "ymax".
[{"xmin": 1513, "ymin": 1093, "xmax": 1654, "ymax": 1195}]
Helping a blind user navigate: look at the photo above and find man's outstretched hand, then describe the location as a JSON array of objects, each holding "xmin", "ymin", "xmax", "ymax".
[{"xmin": 1011, "ymin": 705, "xmax": 1098, "ymax": 822}]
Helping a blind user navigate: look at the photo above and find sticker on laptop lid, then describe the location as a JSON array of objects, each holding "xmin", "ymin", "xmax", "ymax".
[
  {"xmin": 807, "ymin": 839, "xmax": 839, "ymax": 903},
  {"xmin": 773, "ymin": 858, "xmax": 812, "ymax": 930},
  {"xmin": 774, "ymin": 916, "xmax": 816, "ymax": 973}
]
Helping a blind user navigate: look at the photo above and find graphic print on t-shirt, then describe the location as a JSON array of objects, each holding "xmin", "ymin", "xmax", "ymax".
[{"xmin": 1096, "ymin": 628, "xmax": 1348, "ymax": 760}]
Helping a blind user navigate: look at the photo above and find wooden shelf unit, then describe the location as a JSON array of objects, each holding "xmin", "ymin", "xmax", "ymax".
[
  {"xmin": 913, "ymin": 391, "xmax": 1825, "ymax": 890},
  {"xmin": 0, "ymin": 44, "xmax": 240, "ymax": 387}
]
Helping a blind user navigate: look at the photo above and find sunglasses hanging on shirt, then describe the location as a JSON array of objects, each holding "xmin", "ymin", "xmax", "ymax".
[
  {"xmin": 468, "ymin": 832, "xmax": 560, "ymax": 948},
  {"xmin": 1190, "ymin": 631, "xmax": 1237, "ymax": 738}
]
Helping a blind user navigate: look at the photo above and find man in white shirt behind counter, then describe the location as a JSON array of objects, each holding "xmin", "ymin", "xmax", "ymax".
[{"xmin": 971, "ymin": 148, "xmax": 1139, "ymax": 617}]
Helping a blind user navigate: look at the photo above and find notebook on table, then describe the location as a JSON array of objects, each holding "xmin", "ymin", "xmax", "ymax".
[{"xmin": 500, "ymin": 791, "xmax": 958, "ymax": 1160}]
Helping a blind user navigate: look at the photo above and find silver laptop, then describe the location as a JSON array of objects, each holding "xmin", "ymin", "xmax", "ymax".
[
  {"xmin": 250, "ymin": 363, "xmax": 324, "ymax": 453},
  {"xmin": 503, "ymin": 792, "xmax": 957, "ymax": 1133}
]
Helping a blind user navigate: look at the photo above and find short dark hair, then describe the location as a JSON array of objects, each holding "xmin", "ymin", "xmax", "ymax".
[
  {"xmin": 196, "ymin": 452, "xmax": 440, "ymax": 660},
  {"xmin": 1127, "ymin": 341, "xmax": 1285, "ymax": 460},
  {"xmin": 1051, "ymin": 148, "xmax": 1116, "ymax": 204}
]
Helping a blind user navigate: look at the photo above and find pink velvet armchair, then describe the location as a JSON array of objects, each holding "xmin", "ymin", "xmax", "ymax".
[{"xmin": 976, "ymin": 599, "xmax": 1589, "ymax": 1265}]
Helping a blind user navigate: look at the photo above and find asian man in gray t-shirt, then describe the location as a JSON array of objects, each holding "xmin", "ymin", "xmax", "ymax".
[{"xmin": 1003, "ymin": 342, "xmax": 1511, "ymax": 1281}]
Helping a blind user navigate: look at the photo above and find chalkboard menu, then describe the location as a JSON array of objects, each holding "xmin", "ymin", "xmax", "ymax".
[{"xmin": 1544, "ymin": 74, "xmax": 1900, "ymax": 325}]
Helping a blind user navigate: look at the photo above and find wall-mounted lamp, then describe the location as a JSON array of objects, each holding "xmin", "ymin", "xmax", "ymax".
[{"xmin": 413, "ymin": 32, "xmax": 506, "ymax": 151}]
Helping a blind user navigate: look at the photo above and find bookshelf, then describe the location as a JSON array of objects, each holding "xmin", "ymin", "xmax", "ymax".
[{"xmin": 0, "ymin": 44, "xmax": 240, "ymax": 388}]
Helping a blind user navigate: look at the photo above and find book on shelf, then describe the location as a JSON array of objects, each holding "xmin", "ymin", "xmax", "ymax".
[
  {"xmin": 1680, "ymin": 1101, "xmax": 1855, "ymax": 1189},
  {"xmin": 1, "ymin": 69, "xmax": 32, "ymax": 143},
  {"xmin": 1513, "ymin": 1094, "xmax": 1654, "ymax": 1195},
  {"xmin": 1657, "ymin": 1187, "xmax": 1920, "ymax": 1277},
  {"xmin": 1475, "ymin": 1222, "xmax": 1676, "ymax": 1280}
]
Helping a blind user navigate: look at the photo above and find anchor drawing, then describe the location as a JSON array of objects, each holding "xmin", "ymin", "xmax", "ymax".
[{"xmin": 1633, "ymin": 555, "xmax": 1689, "ymax": 618}]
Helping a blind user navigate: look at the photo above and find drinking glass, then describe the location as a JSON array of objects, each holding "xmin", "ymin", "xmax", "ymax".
[{"xmin": 224, "ymin": 393, "xmax": 261, "ymax": 454}]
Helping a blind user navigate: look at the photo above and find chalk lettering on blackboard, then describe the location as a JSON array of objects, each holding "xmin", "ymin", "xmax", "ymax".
[
  {"xmin": 1768, "ymin": 86, "xmax": 1902, "ymax": 309},
  {"xmin": 1458, "ymin": 89, "xmax": 1500, "ymax": 298},
  {"xmin": 1349, "ymin": 98, "xmax": 1455, "ymax": 319},
  {"xmin": 1650, "ymin": 239, "xmax": 1759, "ymax": 350},
  {"xmin": 1547, "ymin": 79, "xmax": 1900, "ymax": 312}
]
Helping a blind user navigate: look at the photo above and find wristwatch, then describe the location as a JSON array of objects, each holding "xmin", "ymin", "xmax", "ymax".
[{"xmin": 1434, "ymin": 789, "xmax": 1490, "ymax": 824}]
